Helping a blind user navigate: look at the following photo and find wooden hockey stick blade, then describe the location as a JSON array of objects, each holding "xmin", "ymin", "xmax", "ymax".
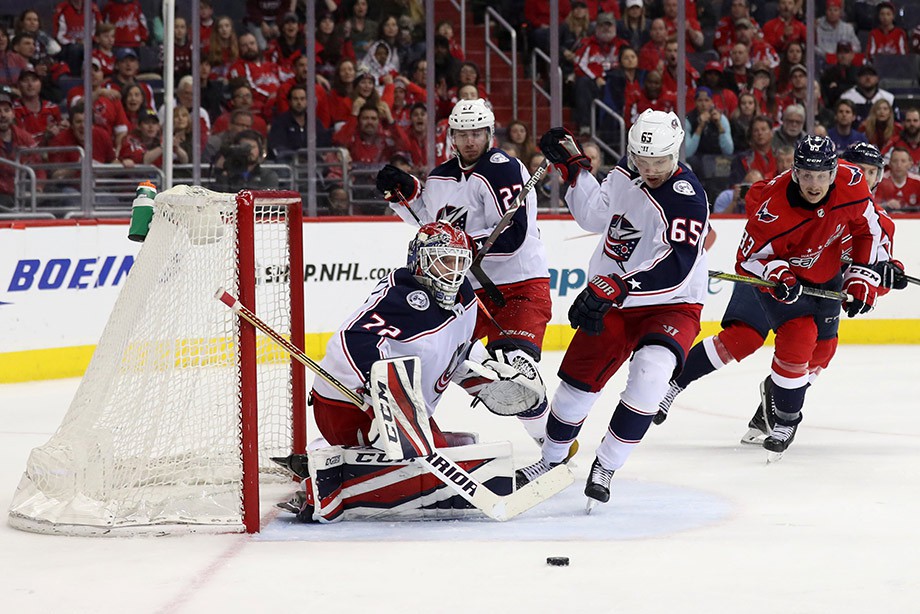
[
  {"xmin": 215, "ymin": 288, "xmax": 571, "ymax": 520},
  {"xmin": 708, "ymin": 271, "xmax": 848, "ymax": 301}
]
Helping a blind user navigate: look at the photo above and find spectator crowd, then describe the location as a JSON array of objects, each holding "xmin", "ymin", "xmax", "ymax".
[{"xmin": 1, "ymin": 0, "xmax": 919, "ymax": 214}]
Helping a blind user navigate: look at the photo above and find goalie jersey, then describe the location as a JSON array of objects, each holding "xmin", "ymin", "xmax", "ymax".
[
  {"xmin": 564, "ymin": 158, "xmax": 710, "ymax": 308},
  {"xmin": 313, "ymin": 268, "xmax": 479, "ymax": 416},
  {"xmin": 393, "ymin": 148, "xmax": 550, "ymax": 288}
]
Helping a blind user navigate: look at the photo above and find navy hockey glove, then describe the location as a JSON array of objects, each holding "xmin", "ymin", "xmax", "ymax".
[
  {"xmin": 874, "ymin": 259, "xmax": 907, "ymax": 291},
  {"xmin": 538, "ymin": 127, "xmax": 592, "ymax": 187},
  {"xmin": 762, "ymin": 261, "xmax": 802, "ymax": 304},
  {"xmin": 843, "ymin": 264, "xmax": 881, "ymax": 317},
  {"xmin": 568, "ymin": 274, "xmax": 629, "ymax": 335},
  {"xmin": 376, "ymin": 164, "xmax": 421, "ymax": 203}
]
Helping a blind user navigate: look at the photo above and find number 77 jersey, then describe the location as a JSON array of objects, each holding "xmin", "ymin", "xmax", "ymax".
[{"xmin": 565, "ymin": 157, "xmax": 711, "ymax": 308}]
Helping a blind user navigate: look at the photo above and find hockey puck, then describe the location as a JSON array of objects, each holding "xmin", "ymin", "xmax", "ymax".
[{"xmin": 546, "ymin": 556, "xmax": 570, "ymax": 567}]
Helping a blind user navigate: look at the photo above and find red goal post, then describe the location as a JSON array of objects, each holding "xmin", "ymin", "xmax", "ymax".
[{"xmin": 8, "ymin": 186, "xmax": 306, "ymax": 535}]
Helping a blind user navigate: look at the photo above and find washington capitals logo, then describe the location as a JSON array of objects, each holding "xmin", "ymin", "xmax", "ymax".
[
  {"xmin": 756, "ymin": 199, "xmax": 778, "ymax": 223},
  {"xmin": 604, "ymin": 215, "xmax": 641, "ymax": 264}
]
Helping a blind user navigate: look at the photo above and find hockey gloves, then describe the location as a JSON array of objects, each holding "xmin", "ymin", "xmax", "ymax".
[
  {"xmin": 874, "ymin": 259, "xmax": 908, "ymax": 291},
  {"xmin": 376, "ymin": 164, "xmax": 421, "ymax": 203},
  {"xmin": 762, "ymin": 260, "xmax": 802, "ymax": 304},
  {"xmin": 568, "ymin": 274, "xmax": 628, "ymax": 335},
  {"xmin": 539, "ymin": 127, "xmax": 592, "ymax": 187},
  {"xmin": 842, "ymin": 264, "xmax": 881, "ymax": 317}
]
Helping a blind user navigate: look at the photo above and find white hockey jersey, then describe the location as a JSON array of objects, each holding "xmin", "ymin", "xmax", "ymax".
[
  {"xmin": 313, "ymin": 268, "xmax": 481, "ymax": 417},
  {"xmin": 565, "ymin": 158, "xmax": 710, "ymax": 308},
  {"xmin": 391, "ymin": 149, "xmax": 550, "ymax": 288}
]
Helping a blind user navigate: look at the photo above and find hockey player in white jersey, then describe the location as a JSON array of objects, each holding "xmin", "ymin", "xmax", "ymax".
[
  {"xmin": 375, "ymin": 98, "xmax": 554, "ymax": 446},
  {"xmin": 516, "ymin": 110, "xmax": 710, "ymax": 511},
  {"xmin": 276, "ymin": 222, "xmax": 547, "ymax": 522}
]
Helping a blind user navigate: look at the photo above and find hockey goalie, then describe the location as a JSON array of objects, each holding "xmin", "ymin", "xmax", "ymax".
[{"xmin": 274, "ymin": 222, "xmax": 561, "ymax": 522}]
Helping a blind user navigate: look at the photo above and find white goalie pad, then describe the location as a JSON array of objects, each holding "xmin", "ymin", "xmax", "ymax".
[
  {"xmin": 305, "ymin": 442, "xmax": 513, "ymax": 522},
  {"xmin": 369, "ymin": 356, "xmax": 435, "ymax": 460},
  {"xmin": 462, "ymin": 350, "xmax": 546, "ymax": 416}
]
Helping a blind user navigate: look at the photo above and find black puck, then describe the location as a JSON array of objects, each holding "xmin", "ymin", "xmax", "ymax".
[{"xmin": 546, "ymin": 556, "xmax": 569, "ymax": 566}]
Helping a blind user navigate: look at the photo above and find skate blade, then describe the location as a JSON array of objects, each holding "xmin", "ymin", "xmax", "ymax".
[
  {"xmin": 766, "ymin": 450, "xmax": 785, "ymax": 464},
  {"xmin": 585, "ymin": 498, "xmax": 599, "ymax": 515},
  {"xmin": 740, "ymin": 429, "xmax": 767, "ymax": 445}
]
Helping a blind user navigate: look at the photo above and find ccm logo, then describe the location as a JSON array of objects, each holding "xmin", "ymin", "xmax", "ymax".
[{"xmin": 375, "ymin": 381, "xmax": 400, "ymax": 444}]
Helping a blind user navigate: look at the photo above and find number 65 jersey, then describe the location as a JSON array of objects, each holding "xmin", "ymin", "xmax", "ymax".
[{"xmin": 565, "ymin": 158, "xmax": 710, "ymax": 308}]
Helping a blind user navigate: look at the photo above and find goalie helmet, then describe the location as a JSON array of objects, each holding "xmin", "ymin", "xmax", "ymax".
[
  {"xmin": 627, "ymin": 109, "xmax": 685, "ymax": 176},
  {"xmin": 407, "ymin": 222, "xmax": 473, "ymax": 310}
]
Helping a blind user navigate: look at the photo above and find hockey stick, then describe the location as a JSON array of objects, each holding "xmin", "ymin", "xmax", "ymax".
[
  {"xmin": 708, "ymin": 270, "xmax": 849, "ymax": 301},
  {"xmin": 215, "ymin": 288, "xmax": 573, "ymax": 521},
  {"xmin": 467, "ymin": 158, "xmax": 552, "ymax": 307},
  {"xmin": 840, "ymin": 255, "xmax": 920, "ymax": 286}
]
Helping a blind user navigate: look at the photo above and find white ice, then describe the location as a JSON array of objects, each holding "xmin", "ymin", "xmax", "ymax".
[{"xmin": 2, "ymin": 347, "xmax": 919, "ymax": 613}]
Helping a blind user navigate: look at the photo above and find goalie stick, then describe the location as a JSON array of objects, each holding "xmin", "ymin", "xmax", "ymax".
[
  {"xmin": 214, "ymin": 288, "xmax": 574, "ymax": 521},
  {"xmin": 467, "ymin": 157, "xmax": 551, "ymax": 307},
  {"xmin": 708, "ymin": 270, "xmax": 849, "ymax": 301}
]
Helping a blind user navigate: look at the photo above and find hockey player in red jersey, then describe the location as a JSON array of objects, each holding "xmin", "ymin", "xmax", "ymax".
[
  {"xmin": 655, "ymin": 141, "xmax": 906, "ymax": 444},
  {"xmin": 656, "ymin": 136, "xmax": 884, "ymax": 459},
  {"xmin": 375, "ymin": 98, "xmax": 554, "ymax": 447},
  {"xmin": 517, "ymin": 110, "xmax": 710, "ymax": 510}
]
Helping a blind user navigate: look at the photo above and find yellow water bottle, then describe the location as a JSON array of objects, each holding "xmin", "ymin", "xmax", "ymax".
[{"xmin": 128, "ymin": 181, "xmax": 158, "ymax": 242}]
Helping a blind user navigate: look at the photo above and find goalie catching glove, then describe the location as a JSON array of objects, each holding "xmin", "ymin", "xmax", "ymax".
[
  {"xmin": 459, "ymin": 349, "xmax": 546, "ymax": 416},
  {"xmin": 568, "ymin": 274, "xmax": 628, "ymax": 335},
  {"xmin": 376, "ymin": 164, "xmax": 422, "ymax": 203},
  {"xmin": 538, "ymin": 127, "xmax": 592, "ymax": 187}
]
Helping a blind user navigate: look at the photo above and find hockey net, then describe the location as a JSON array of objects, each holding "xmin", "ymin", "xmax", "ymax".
[{"xmin": 8, "ymin": 186, "xmax": 306, "ymax": 535}]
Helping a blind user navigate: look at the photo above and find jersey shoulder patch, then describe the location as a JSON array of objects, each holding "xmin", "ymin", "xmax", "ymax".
[
  {"xmin": 489, "ymin": 151, "xmax": 510, "ymax": 164},
  {"xmin": 673, "ymin": 180, "xmax": 696, "ymax": 196}
]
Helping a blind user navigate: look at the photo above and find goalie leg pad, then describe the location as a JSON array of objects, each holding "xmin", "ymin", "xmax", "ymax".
[{"xmin": 306, "ymin": 443, "xmax": 513, "ymax": 522}]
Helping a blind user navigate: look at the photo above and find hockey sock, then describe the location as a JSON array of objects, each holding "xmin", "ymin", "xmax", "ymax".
[
  {"xmin": 596, "ymin": 400, "xmax": 656, "ymax": 471},
  {"xmin": 674, "ymin": 339, "xmax": 720, "ymax": 388},
  {"xmin": 543, "ymin": 382, "xmax": 598, "ymax": 464},
  {"xmin": 769, "ymin": 381, "xmax": 807, "ymax": 425},
  {"xmin": 517, "ymin": 398, "xmax": 549, "ymax": 441}
]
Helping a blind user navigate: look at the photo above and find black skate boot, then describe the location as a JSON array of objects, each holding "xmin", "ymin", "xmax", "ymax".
[
  {"xmin": 763, "ymin": 422, "xmax": 798, "ymax": 462},
  {"xmin": 276, "ymin": 489, "xmax": 307, "ymax": 514},
  {"xmin": 271, "ymin": 454, "xmax": 310, "ymax": 479},
  {"xmin": 515, "ymin": 458, "xmax": 562, "ymax": 490},
  {"xmin": 584, "ymin": 457, "xmax": 616, "ymax": 514},
  {"xmin": 740, "ymin": 376, "xmax": 776, "ymax": 444},
  {"xmin": 653, "ymin": 380, "xmax": 683, "ymax": 425}
]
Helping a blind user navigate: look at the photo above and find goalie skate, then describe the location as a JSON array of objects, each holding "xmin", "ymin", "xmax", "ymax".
[{"xmin": 741, "ymin": 376, "xmax": 776, "ymax": 445}]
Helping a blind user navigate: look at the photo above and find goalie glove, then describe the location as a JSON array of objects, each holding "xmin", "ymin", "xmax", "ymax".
[
  {"xmin": 376, "ymin": 164, "xmax": 421, "ymax": 203},
  {"xmin": 460, "ymin": 349, "xmax": 546, "ymax": 416},
  {"xmin": 538, "ymin": 127, "xmax": 592, "ymax": 187},
  {"xmin": 843, "ymin": 264, "xmax": 881, "ymax": 318},
  {"xmin": 762, "ymin": 260, "xmax": 802, "ymax": 304},
  {"xmin": 874, "ymin": 259, "xmax": 908, "ymax": 291},
  {"xmin": 568, "ymin": 274, "xmax": 628, "ymax": 335}
]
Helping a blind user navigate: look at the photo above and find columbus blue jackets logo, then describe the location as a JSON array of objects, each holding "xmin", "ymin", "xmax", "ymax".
[
  {"xmin": 438, "ymin": 204, "xmax": 467, "ymax": 229},
  {"xmin": 604, "ymin": 215, "xmax": 641, "ymax": 262},
  {"xmin": 756, "ymin": 199, "xmax": 778, "ymax": 223}
]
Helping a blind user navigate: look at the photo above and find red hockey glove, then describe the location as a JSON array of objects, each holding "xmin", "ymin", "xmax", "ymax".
[
  {"xmin": 843, "ymin": 264, "xmax": 881, "ymax": 317},
  {"xmin": 538, "ymin": 127, "xmax": 592, "ymax": 187},
  {"xmin": 568, "ymin": 274, "xmax": 629, "ymax": 335},
  {"xmin": 376, "ymin": 164, "xmax": 421, "ymax": 203},
  {"xmin": 874, "ymin": 259, "xmax": 907, "ymax": 291},
  {"xmin": 763, "ymin": 261, "xmax": 802, "ymax": 304}
]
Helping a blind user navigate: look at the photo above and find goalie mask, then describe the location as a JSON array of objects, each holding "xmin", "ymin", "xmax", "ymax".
[{"xmin": 407, "ymin": 222, "xmax": 472, "ymax": 310}]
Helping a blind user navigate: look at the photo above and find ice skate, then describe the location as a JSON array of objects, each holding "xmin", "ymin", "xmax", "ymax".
[
  {"xmin": 276, "ymin": 489, "xmax": 307, "ymax": 514},
  {"xmin": 653, "ymin": 380, "xmax": 683, "ymax": 425},
  {"xmin": 584, "ymin": 457, "xmax": 615, "ymax": 514},
  {"xmin": 271, "ymin": 453, "xmax": 310, "ymax": 479},
  {"xmin": 515, "ymin": 458, "xmax": 561, "ymax": 490},
  {"xmin": 764, "ymin": 423, "xmax": 798, "ymax": 463},
  {"xmin": 740, "ymin": 377, "xmax": 776, "ymax": 445}
]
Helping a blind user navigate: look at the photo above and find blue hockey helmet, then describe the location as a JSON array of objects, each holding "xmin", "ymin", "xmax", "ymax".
[
  {"xmin": 793, "ymin": 135, "xmax": 838, "ymax": 174},
  {"xmin": 840, "ymin": 141, "xmax": 883, "ymax": 170}
]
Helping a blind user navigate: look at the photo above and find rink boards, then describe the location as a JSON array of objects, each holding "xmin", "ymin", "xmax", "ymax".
[{"xmin": 1, "ymin": 215, "xmax": 918, "ymax": 382}]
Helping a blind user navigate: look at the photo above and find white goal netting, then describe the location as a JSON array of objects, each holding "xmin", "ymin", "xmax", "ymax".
[{"xmin": 8, "ymin": 186, "xmax": 304, "ymax": 535}]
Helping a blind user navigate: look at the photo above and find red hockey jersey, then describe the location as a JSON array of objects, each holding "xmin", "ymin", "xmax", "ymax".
[{"xmin": 738, "ymin": 164, "xmax": 883, "ymax": 285}]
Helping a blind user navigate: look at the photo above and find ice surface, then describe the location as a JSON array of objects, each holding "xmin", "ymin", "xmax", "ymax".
[{"xmin": 2, "ymin": 347, "xmax": 919, "ymax": 613}]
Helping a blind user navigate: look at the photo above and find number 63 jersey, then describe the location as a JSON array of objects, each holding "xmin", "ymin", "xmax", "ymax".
[{"xmin": 565, "ymin": 158, "xmax": 710, "ymax": 308}]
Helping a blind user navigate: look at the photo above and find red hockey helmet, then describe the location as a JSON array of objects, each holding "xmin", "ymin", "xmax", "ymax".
[{"xmin": 407, "ymin": 222, "xmax": 472, "ymax": 309}]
